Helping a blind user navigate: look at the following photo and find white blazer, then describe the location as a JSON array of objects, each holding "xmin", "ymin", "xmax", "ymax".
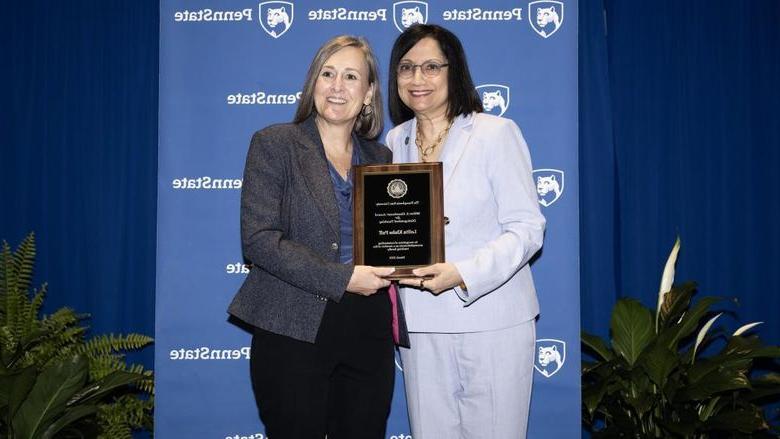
[{"xmin": 386, "ymin": 113, "xmax": 545, "ymax": 333}]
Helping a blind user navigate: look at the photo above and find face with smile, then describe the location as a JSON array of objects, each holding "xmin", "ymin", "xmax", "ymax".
[
  {"xmin": 397, "ymin": 37, "xmax": 449, "ymax": 120},
  {"xmin": 313, "ymin": 46, "xmax": 373, "ymax": 129}
]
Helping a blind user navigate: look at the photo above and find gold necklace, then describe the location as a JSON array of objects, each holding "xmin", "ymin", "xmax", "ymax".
[{"xmin": 415, "ymin": 119, "xmax": 454, "ymax": 161}]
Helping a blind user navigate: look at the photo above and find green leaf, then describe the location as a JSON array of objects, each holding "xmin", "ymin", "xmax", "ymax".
[
  {"xmin": 658, "ymin": 296, "xmax": 722, "ymax": 351},
  {"xmin": 582, "ymin": 331, "xmax": 614, "ymax": 361},
  {"xmin": 658, "ymin": 406, "xmax": 701, "ymax": 436},
  {"xmin": 39, "ymin": 405, "xmax": 98, "ymax": 439},
  {"xmin": 24, "ymin": 287, "xmax": 46, "ymax": 335},
  {"xmin": 583, "ymin": 378, "xmax": 611, "ymax": 418},
  {"xmin": 611, "ymin": 299, "xmax": 654, "ymax": 366},
  {"xmin": 746, "ymin": 373, "xmax": 780, "ymax": 402},
  {"xmin": 1, "ymin": 240, "xmax": 18, "ymax": 309},
  {"xmin": 688, "ymin": 357, "xmax": 751, "ymax": 385},
  {"xmin": 658, "ymin": 281, "xmax": 697, "ymax": 330},
  {"xmin": 640, "ymin": 343, "xmax": 678, "ymax": 389},
  {"xmin": 624, "ymin": 367, "xmax": 655, "ymax": 415},
  {"xmin": 0, "ymin": 370, "xmax": 12, "ymax": 407},
  {"xmin": 688, "ymin": 337, "xmax": 780, "ymax": 385},
  {"xmin": 12, "ymin": 355, "xmax": 89, "ymax": 439},
  {"xmin": 12, "ymin": 233, "xmax": 36, "ymax": 298},
  {"xmin": 679, "ymin": 367, "xmax": 750, "ymax": 401},
  {"xmin": 725, "ymin": 336, "xmax": 780, "ymax": 360},
  {"xmin": 704, "ymin": 406, "xmax": 768, "ymax": 433},
  {"xmin": 0, "ymin": 234, "xmax": 154, "ymax": 437},
  {"xmin": 69, "ymin": 370, "xmax": 143, "ymax": 406},
  {"xmin": 698, "ymin": 395, "xmax": 720, "ymax": 422},
  {"xmin": 0, "ymin": 366, "xmax": 37, "ymax": 420}
]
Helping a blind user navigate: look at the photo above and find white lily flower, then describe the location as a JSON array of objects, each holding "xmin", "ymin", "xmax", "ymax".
[
  {"xmin": 656, "ymin": 237, "xmax": 681, "ymax": 331},
  {"xmin": 692, "ymin": 312, "xmax": 722, "ymax": 362},
  {"xmin": 733, "ymin": 322, "xmax": 763, "ymax": 336}
]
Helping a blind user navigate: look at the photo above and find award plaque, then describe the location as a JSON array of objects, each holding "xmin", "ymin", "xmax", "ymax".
[{"xmin": 353, "ymin": 162, "xmax": 444, "ymax": 279}]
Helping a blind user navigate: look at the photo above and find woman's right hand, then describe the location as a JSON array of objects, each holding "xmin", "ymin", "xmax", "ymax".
[{"xmin": 347, "ymin": 266, "xmax": 395, "ymax": 296}]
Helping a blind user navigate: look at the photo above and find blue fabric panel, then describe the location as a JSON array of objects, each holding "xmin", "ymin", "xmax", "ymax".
[{"xmin": 1, "ymin": 1, "xmax": 158, "ymax": 371}]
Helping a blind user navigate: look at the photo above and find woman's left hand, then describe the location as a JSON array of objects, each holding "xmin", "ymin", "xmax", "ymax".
[{"xmin": 398, "ymin": 262, "xmax": 463, "ymax": 295}]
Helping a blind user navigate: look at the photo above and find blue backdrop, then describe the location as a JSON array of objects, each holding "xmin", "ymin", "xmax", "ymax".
[
  {"xmin": 579, "ymin": 0, "xmax": 780, "ymax": 349},
  {"xmin": 1, "ymin": 0, "xmax": 158, "ymax": 371},
  {"xmin": 156, "ymin": 1, "xmax": 579, "ymax": 437},
  {"xmin": 3, "ymin": 1, "xmax": 779, "ymax": 438}
]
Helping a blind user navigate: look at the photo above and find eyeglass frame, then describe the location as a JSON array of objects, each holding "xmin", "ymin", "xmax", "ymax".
[{"xmin": 396, "ymin": 61, "xmax": 450, "ymax": 78}]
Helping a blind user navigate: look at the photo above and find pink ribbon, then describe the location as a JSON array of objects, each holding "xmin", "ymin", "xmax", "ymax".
[{"xmin": 388, "ymin": 282, "xmax": 400, "ymax": 345}]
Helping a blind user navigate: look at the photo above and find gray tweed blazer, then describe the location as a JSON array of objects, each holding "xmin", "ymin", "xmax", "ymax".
[{"xmin": 228, "ymin": 116, "xmax": 392, "ymax": 343}]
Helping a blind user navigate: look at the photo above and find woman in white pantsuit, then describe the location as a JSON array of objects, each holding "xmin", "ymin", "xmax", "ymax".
[{"xmin": 386, "ymin": 25, "xmax": 546, "ymax": 438}]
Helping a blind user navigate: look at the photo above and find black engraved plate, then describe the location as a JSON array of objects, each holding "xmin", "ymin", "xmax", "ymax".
[{"xmin": 353, "ymin": 163, "xmax": 444, "ymax": 279}]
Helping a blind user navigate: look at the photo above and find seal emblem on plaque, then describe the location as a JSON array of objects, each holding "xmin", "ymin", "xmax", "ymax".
[{"xmin": 387, "ymin": 179, "xmax": 408, "ymax": 199}]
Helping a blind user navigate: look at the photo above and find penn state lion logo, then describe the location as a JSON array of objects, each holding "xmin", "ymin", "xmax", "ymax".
[
  {"xmin": 534, "ymin": 339, "xmax": 566, "ymax": 378},
  {"xmin": 537, "ymin": 176, "xmax": 561, "ymax": 205},
  {"xmin": 267, "ymin": 7, "xmax": 290, "ymax": 28},
  {"xmin": 476, "ymin": 84, "xmax": 511, "ymax": 117},
  {"xmin": 259, "ymin": 1, "xmax": 294, "ymax": 38},
  {"xmin": 533, "ymin": 169, "xmax": 565, "ymax": 207},
  {"xmin": 393, "ymin": 1, "xmax": 428, "ymax": 32},
  {"xmin": 401, "ymin": 7, "xmax": 424, "ymax": 27},
  {"xmin": 528, "ymin": 1, "xmax": 564, "ymax": 38},
  {"xmin": 476, "ymin": 84, "xmax": 509, "ymax": 116},
  {"xmin": 483, "ymin": 92, "xmax": 506, "ymax": 113}
]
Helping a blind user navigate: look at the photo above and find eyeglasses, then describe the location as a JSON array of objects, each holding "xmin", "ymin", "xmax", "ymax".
[{"xmin": 397, "ymin": 61, "xmax": 449, "ymax": 78}]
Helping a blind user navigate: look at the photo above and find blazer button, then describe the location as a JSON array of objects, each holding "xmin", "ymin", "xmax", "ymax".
[{"xmin": 331, "ymin": 242, "xmax": 339, "ymax": 250}]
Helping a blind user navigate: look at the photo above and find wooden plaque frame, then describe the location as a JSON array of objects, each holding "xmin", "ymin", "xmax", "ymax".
[{"xmin": 353, "ymin": 162, "xmax": 444, "ymax": 279}]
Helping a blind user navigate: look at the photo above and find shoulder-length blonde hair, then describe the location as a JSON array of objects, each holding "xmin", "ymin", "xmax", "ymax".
[{"xmin": 294, "ymin": 35, "xmax": 384, "ymax": 140}]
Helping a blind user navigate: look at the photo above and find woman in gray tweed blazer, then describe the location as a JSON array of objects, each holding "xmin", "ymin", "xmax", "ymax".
[{"xmin": 228, "ymin": 36, "xmax": 396, "ymax": 439}]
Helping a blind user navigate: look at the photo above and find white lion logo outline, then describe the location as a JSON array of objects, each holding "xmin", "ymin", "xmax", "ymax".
[
  {"xmin": 259, "ymin": 2, "xmax": 294, "ymax": 38},
  {"xmin": 528, "ymin": 1, "xmax": 564, "ymax": 38},
  {"xmin": 533, "ymin": 169, "xmax": 565, "ymax": 207},
  {"xmin": 534, "ymin": 339, "xmax": 566, "ymax": 378},
  {"xmin": 476, "ymin": 84, "xmax": 511, "ymax": 117},
  {"xmin": 393, "ymin": 1, "xmax": 428, "ymax": 33}
]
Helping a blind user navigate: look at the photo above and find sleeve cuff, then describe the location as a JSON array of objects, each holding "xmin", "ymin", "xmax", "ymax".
[
  {"xmin": 453, "ymin": 284, "xmax": 469, "ymax": 302},
  {"xmin": 324, "ymin": 264, "xmax": 353, "ymax": 302}
]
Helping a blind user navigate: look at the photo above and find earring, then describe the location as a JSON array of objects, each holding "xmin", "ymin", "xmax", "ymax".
[{"xmin": 361, "ymin": 103, "xmax": 373, "ymax": 116}]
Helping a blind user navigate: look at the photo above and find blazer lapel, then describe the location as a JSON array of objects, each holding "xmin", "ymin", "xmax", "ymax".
[
  {"xmin": 396, "ymin": 119, "xmax": 418, "ymax": 164},
  {"xmin": 354, "ymin": 132, "xmax": 373, "ymax": 165},
  {"xmin": 295, "ymin": 117, "xmax": 340, "ymax": 237},
  {"xmin": 440, "ymin": 114, "xmax": 475, "ymax": 193}
]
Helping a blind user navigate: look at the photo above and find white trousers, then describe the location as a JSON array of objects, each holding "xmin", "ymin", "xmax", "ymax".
[{"xmin": 399, "ymin": 320, "xmax": 536, "ymax": 439}]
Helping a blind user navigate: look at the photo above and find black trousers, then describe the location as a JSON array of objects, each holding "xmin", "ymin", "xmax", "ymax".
[{"xmin": 250, "ymin": 291, "xmax": 395, "ymax": 439}]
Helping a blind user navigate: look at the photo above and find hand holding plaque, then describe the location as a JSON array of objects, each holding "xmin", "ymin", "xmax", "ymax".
[{"xmin": 353, "ymin": 163, "xmax": 444, "ymax": 280}]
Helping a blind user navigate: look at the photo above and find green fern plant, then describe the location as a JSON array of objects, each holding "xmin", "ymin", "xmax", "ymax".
[{"xmin": 0, "ymin": 233, "xmax": 154, "ymax": 438}]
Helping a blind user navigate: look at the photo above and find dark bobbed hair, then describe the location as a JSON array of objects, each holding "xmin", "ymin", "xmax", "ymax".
[
  {"xmin": 294, "ymin": 35, "xmax": 384, "ymax": 139},
  {"xmin": 388, "ymin": 24, "xmax": 483, "ymax": 125}
]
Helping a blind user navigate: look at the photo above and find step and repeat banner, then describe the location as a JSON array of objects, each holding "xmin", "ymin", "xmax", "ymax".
[{"xmin": 156, "ymin": 0, "xmax": 579, "ymax": 437}]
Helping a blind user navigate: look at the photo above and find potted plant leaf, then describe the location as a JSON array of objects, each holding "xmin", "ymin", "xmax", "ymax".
[
  {"xmin": 582, "ymin": 238, "xmax": 780, "ymax": 438},
  {"xmin": 0, "ymin": 233, "xmax": 154, "ymax": 438}
]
